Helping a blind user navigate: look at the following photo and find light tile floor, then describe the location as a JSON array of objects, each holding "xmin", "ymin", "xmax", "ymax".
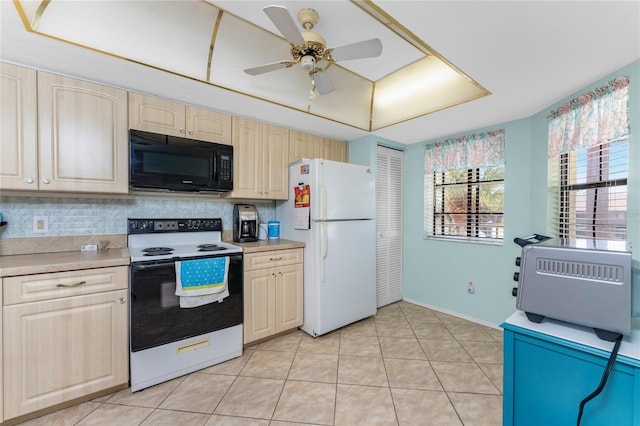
[{"xmin": 18, "ymin": 301, "xmax": 503, "ymax": 425}]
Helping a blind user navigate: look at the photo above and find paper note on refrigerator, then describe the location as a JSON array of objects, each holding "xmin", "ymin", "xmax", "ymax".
[{"xmin": 294, "ymin": 184, "xmax": 310, "ymax": 230}]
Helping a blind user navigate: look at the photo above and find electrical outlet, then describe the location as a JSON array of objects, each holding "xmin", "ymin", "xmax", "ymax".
[
  {"xmin": 467, "ymin": 281, "xmax": 475, "ymax": 294},
  {"xmin": 33, "ymin": 216, "xmax": 49, "ymax": 233}
]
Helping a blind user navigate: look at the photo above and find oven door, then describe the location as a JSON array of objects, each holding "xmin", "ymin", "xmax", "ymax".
[{"xmin": 130, "ymin": 253, "xmax": 243, "ymax": 352}]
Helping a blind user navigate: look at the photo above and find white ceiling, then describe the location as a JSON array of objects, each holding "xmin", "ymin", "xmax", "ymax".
[{"xmin": 1, "ymin": 1, "xmax": 639, "ymax": 145}]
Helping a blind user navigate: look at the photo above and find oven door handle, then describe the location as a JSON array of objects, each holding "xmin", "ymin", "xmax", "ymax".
[{"xmin": 131, "ymin": 262, "xmax": 174, "ymax": 271}]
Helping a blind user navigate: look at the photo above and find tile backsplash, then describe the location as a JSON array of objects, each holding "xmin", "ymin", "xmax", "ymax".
[{"xmin": 0, "ymin": 195, "xmax": 276, "ymax": 239}]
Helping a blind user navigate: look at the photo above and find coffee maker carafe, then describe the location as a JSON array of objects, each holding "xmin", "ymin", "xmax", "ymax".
[{"xmin": 233, "ymin": 204, "xmax": 258, "ymax": 242}]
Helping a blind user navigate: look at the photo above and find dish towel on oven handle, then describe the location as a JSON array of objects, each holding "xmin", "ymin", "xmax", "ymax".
[{"xmin": 175, "ymin": 257, "xmax": 229, "ymax": 308}]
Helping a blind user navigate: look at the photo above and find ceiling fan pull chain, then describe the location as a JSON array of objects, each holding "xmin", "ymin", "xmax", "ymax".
[{"xmin": 308, "ymin": 77, "xmax": 317, "ymax": 111}]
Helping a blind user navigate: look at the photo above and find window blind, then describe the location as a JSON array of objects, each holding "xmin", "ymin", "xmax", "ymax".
[
  {"xmin": 548, "ymin": 139, "xmax": 628, "ymax": 240},
  {"xmin": 546, "ymin": 76, "xmax": 630, "ymax": 241}
]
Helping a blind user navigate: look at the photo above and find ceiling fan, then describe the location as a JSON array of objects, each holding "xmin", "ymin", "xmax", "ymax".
[{"xmin": 244, "ymin": 5, "xmax": 383, "ymax": 95}]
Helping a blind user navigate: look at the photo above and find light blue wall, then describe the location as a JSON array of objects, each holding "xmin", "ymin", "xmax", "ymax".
[
  {"xmin": 402, "ymin": 59, "xmax": 639, "ymax": 326},
  {"xmin": 403, "ymin": 119, "xmax": 534, "ymax": 325},
  {"xmin": 0, "ymin": 195, "xmax": 276, "ymax": 238}
]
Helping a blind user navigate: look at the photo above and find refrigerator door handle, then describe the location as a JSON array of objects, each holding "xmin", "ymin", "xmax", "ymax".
[
  {"xmin": 321, "ymin": 222, "xmax": 328, "ymax": 282},
  {"xmin": 320, "ymin": 184, "xmax": 327, "ymax": 221}
]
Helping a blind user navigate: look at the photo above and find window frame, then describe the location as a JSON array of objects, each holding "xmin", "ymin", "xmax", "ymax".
[
  {"xmin": 427, "ymin": 165, "xmax": 505, "ymax": 244},
  {"xmin": 556, "ymin": 138, "xmax": 628, "ymax": 240}
]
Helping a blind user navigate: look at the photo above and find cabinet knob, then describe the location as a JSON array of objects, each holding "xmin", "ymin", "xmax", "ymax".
[
  {"xmin": 42, "ymin": 178, "xmax": 51, "ymax": 184},
  {"xmin": 179, "ymin": 128, "xmax": 185, "ymax": 134},
  {"xmin": 188, "ymin": 129, "xmax": 193, "ymax": 135},
  {"xmin": 25, "ymin": 177, "xmax": 34, "ymax": 184},
  {"xmin": 118, "ymin": 297, "xmax": 126, "ymax": 304}
]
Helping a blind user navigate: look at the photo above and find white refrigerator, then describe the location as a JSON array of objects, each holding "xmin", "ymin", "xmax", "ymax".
[{"xmin": 276, "ymin": 158, "xmax": 376, "ymax": 336}]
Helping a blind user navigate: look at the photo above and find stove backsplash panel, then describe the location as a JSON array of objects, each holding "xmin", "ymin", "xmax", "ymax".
[{"xmin": 0, "ymin": 195, "xmax": 275, "ymax": 239}]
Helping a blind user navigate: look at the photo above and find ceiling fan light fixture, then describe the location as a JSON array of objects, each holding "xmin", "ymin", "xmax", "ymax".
[{"xmin": 301, "ymin": 55, "xmax": 316, "ymax": 72}]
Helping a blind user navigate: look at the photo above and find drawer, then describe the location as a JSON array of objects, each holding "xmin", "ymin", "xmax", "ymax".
[
  {"xmin": 3, "ymin": 266, "xmax": 128, "ymax": 305},
  {"xmin": 244, "ymin": 248, "xmax": 303, "ymax": 271}
]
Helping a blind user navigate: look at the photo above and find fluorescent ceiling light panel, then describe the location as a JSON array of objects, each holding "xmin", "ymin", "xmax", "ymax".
[{"xmin": 12, "ymin": 0, "xmax": 489, "ymax": 132}]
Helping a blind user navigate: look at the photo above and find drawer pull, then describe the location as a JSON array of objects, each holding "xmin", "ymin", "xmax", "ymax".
[
  {"xmin": 269, "ymin": 257, "xmax": 283, "ymax": 261},
  {"xmin": 56, "ymin": 280, "xmax": 87, "ymax": 288},
  {"xmin": 118, "ymin": 297, "xmax": 126, "ymax": 304}
]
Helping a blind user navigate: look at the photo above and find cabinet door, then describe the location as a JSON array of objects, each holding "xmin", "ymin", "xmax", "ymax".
[
  {"xmin": 3, "ymin": 290, "xmax": 129, "ymax": 420},
  {"xmin": 0, "ymin": 63, "xmax": 38, "ymax": 190},
  {"xmin": 243, "ymin": 268, "xmax": 276, "ymax": 344},
  {"xmin": 229, "ymin": 117, "xmax": 263, "ymax": 199},
  {"xmin": 322, "ymin": 138, "xmax": 348, "ymax": 162},
  {"xmin": 38, "ymin": 72, "xmax": 128, "ymax": 193},
  {"xmin": 275, "ymin": 263, "xmax": 304, "ymax": 332},
  {"xmin": 128, "ymin": 92, "xmax": 186, "ymax": 137},
  {"xmin": 263, "ymin": 124, "xmax": 290, "ymax": 200},
  {"xmin": 289, "ymin": 130, "xmax": 321, "ymax": 163},
  {"xmin": 186, "ymin": 105, "xmax": 232, "ymax": 145}
]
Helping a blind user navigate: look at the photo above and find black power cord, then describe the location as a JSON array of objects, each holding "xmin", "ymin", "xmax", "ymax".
[{"xmin": 576, "ymin": 334, "xmax": 623, "ymax": 426}]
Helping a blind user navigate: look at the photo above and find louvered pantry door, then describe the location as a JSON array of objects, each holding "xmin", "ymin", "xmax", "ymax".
[{"xmin": 376, "ymin": 146, "xmax": 404, "ymax": 307}]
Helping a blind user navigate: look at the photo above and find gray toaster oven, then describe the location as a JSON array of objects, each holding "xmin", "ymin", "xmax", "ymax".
[{"xmin": 514, "ymin": 238, "xmax": 633, "ymax": 341}]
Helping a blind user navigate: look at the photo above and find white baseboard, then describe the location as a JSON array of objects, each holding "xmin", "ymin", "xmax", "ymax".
[{"xmin": 401, "ymin": 297, "xmax": 503, "ymax": 331}]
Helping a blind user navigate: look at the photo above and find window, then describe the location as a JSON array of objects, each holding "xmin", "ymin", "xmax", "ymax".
[
  {"xmin": 425, "ymin": 129, "xmax": 505, "ymax": 243},
  {"xmin": 547, "ymin": 76, "xmax": 630, "ymax": 241}
]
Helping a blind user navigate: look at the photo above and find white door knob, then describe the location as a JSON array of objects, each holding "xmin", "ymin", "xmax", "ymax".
[
  {"xmin": 25, "ymin": 177, "xmax": 34, "ymax": 184},
  {"xmin": 42, "ymin": 178, "xmax": 51, "ymax": 184}
]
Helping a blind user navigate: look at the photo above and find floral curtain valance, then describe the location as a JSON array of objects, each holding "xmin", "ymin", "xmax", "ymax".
[
  {"xmin": 424, "ymin": 129, "xmax": 505, "ymax": 173},
  {"xmin": 547, "ymin": 76, "xmax": 630, "ymax": 157}
]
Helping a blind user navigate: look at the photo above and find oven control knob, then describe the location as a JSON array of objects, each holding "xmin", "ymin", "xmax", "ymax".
[
  {"xmin": 513, "ymin": 272, "xmax": 520, "ymax": 282},
  {"xmin": 515, "ymin": 257, "xmax": 521, "ymax": 267}
]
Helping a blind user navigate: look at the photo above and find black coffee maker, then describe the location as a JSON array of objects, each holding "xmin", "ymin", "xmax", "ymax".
[{"xmin": 233, "ymin": 204, "xmax": 258, "ymax": 242}]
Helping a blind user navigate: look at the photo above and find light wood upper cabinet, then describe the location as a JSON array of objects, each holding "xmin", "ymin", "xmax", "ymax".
[
  {"xmin": 289, "ymin": 131, "xmax": 347, "ymax": 163},
  {"xmin": 262, "ymin": 123, "xmax": 290, "ymax": 199},
  {"xmin": 186, "ymin": 105, "xmax": 232, "ymax": 144},
  {"xmin": 2, "ymin": 266, "xmax": 129, "ymax": 421},
  {"xmin": 0, "ymin": 63, "xmax": 38, "ymax": 190},
  {"xmin": 322, "ymin": 138, "xmax": 348, "ymax": 162},
  {"xmin": 129, "ymin": 92, "xmax": 231, "ymax": 144},
  {"xmin": 289, "ymin": 130, "xmax": 321, "ymax": 163},
  {"xmin": 37, "ymin": 71, "xmax": 129, "ymax": 193},
  {"xmin": 228, "ymin": 117, "xmax": 289, "ymax": 200}
]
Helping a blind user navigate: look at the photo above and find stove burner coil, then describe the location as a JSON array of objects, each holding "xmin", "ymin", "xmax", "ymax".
[
  {"xmin": 142, "ymin": 247, "xmax": 175, "ymax": 256},
  {"xmin": 197, "ymin": 244, "xmax": 225, "ymax": 252}
]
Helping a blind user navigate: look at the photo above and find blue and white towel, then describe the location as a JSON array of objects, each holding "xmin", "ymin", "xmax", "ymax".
[{"xmin": 175, "ymin": 257, "xmax": 229, "ymax": 308}]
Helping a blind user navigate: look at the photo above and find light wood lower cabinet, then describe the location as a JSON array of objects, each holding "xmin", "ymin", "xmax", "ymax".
[
  {"xmin": 243, "ymin": 249, "xmax": 303, "ymax": 345},
  {"xmin": 2, "ymin": 266, "xmax": 129, "ymax": 421}
]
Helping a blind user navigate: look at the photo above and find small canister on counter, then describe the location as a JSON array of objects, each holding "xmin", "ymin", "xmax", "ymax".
[{"xmin": 267, "ymin": 221, "xmax": 280, "ymax": 239}]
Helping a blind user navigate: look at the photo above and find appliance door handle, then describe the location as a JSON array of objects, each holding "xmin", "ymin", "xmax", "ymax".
[
  {"xmin": 131, "ymin": 262, "xmax": 174, "ymax": 271},
  {"xmin": 321, "ymin": 222, "xmax": 328, "ymax": 282},
  {"xmin": 320, "ymin": 185, "xmax": 327, "ymax": 221}
]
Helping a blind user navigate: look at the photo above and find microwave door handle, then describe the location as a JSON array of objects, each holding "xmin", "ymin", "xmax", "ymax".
[{"xmin": 212, "ymin": 154, "xmax": 217, "ymax": 185}]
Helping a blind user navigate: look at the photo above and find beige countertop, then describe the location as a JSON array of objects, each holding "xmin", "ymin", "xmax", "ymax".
[
  {"xmin": 0, "ymin": 248, "xmax": 131, "ymax": 277},
  {"xmin": 0, "ymin": 239, "xmax": 304, "ymax": 277},
  {"xmin": 232, "ymin": 239, "xmax": 305, "ymax": 253}
]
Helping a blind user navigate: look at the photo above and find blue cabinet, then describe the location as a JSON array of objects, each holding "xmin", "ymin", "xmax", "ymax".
[{"xmin": 502, "ymin": 312, "xmax": 640, "ymax": 426}]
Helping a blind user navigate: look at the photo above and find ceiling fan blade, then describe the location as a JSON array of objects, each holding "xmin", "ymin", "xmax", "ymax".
[
  {"xmin": 330, "ymin": 38, "xmax": 383, "ymax": 61},
  {"xmin": 263, "ymin": 5, "xmax": 305, "ymax": 45},
  {"xmin": 244, "ymin": 60, "xmax": 296, "ymax": 76},
  {"xmin": 314, "ymin": 71, "xmax": 335, "ymax": 95}
]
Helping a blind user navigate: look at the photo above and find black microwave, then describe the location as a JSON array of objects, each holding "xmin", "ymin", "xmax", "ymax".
[{"xmin": 130, "ymin": 130, "xmax": 233, "ymax": 193}]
